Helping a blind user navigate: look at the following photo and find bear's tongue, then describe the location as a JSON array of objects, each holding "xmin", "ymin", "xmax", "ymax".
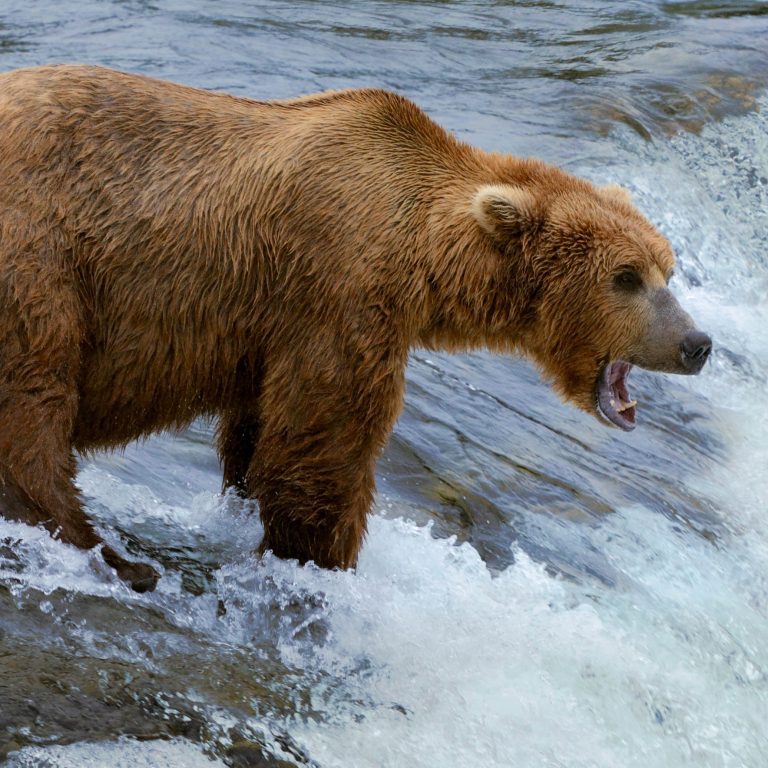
[{"xmin": 597, "ymin": 361, "xmax": 637, "ymax": 431}]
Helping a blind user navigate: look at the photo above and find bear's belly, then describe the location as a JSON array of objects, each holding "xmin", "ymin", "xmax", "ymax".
[{"xmin": 72, "ymin": 334, "xmax": 242, "ymax": 451}]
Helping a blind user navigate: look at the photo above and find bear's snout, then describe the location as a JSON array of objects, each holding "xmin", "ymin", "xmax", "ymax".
[
  {"xmin": 680, "ymin": 330, "xmax": 712, "ymax": 374},
  {"xmin": 632, "ymin": 287, "xmax": 712, "ymax": 376}
]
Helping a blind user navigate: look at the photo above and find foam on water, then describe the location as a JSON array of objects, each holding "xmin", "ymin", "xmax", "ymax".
[
  {"xmin": 6, "ymin": 78, "xmax": 768, "ymax": 768},
  {"xmin": 7, "ymin": 737, "xmax": 226, "ymax": 767},
  {"xmin": 276, "ymin": 511, "xmax": 768, "ymax": 767},
  {"xmin": 0, "ymin": 518, "xmax": 125, "ymax": 600}
]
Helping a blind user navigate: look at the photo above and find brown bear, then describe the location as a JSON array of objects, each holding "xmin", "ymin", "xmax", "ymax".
[{"xmin": 0, "ymin": 65, "xmax": 711, "ymax": 592}]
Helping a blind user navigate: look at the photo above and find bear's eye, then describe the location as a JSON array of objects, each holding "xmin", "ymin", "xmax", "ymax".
[{"xmin": 613, "ymin": 269, "xmax": 643, "ymax": 291}]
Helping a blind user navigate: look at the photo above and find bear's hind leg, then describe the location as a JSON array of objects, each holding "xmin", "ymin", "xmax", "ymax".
[
  {"xmin": 218, "ymin": 408, "xmax": 261, "ymax": 496},
  {"xmin": 0, "ymin": 256, "xmax": 158, "ymax": 592}
]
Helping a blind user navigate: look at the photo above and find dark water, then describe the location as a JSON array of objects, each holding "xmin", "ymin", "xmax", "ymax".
[{"xmin": 1, "ymin": 2, "xmax": 767, "ymax": 767}]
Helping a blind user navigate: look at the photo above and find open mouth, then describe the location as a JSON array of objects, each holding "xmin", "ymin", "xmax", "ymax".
[{"xmin": 596, "ymin": 360, "xmax": 637, "ymax": 431}]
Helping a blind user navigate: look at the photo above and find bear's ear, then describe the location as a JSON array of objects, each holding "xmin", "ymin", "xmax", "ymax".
[
  {"xmin": 600, "ymin": 183, "xmax": 633, "ymax": 206},
  {"xmin": 471, "ymin": 184, "xmax": 539, "ymax": 239}
]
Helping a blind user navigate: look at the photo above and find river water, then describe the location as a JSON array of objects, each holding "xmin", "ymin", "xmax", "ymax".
[{"xmin": 1, "ymin": 2, "xmax": 767, "ymax": 767}]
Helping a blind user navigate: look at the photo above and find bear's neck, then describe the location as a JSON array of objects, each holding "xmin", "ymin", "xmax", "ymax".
[{"xmin": 411, "ymin": 177, "xmax": 541, "ymax": 356}]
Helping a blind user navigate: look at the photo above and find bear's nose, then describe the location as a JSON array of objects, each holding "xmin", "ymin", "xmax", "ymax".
[{"xmin": 680, "ymin": 330, "xmax": 712, "ymax": 372}]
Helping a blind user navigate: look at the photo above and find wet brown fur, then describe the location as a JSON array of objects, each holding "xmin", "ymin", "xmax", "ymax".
[{"xmin": 0, "ymin": 65, "xmax": 680, "ymax": 587}]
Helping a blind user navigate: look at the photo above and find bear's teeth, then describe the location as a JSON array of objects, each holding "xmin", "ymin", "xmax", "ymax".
[{"xmin": 616, "ymin": 399, "xmax": 637, "ymax": 413}]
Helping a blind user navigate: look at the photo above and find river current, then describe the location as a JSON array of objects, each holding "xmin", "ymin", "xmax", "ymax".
[{"xmin": 1, "ymin": 2, "xmax": 767, "ymax": 767}]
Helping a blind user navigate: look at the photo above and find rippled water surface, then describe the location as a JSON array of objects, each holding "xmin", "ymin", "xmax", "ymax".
[{"xmin": 1, "ymin": 2, "xmax": 767, "ymax": 766}]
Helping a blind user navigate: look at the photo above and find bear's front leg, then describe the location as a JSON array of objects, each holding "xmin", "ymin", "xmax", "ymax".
[
  {"xmin": 247, "ymin": 339, "xmax": 406, "ymax": 569},
  {"xmin": 255, "ymin": 466, "xmax": 374, "ymax": 570}
]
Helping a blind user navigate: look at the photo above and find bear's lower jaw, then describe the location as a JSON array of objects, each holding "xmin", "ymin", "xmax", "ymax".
[{"xmin": 596, "ymin": 360, "xmax": 637, "ymax": 431}]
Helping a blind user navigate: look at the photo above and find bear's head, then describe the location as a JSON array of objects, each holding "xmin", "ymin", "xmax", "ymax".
[{"xmin": 472, "ymin": 180, "xmax": 711, "ymax": 431}]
